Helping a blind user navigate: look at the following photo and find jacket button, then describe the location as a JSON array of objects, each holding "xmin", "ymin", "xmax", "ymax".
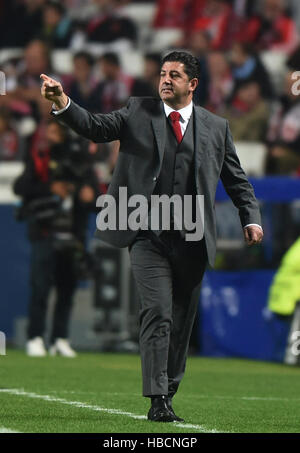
[{"xmin": 153, "ymin": 176, "xmax": 157, "ymax": 182}]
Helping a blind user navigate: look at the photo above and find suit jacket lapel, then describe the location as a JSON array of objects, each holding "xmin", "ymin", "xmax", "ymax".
[
  {"xmin": 151, "ymin": 101, "xmax": 166, "ymax": 167},
  {"xmin": 151, "ymin": 102, "xmax": 210, "ymax": 170},
  {"xmin": 194, "ymin": 105, "xmax": 210, "ymax": 174}
]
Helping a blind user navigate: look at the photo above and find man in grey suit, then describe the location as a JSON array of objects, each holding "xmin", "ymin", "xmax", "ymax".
[{"xmin": 40, "ymin": 51, "xmax": 263, "ymax": 423}]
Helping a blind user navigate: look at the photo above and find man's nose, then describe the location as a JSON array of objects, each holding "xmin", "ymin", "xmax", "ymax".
[{"xmin": 162, "ymin": 74, "xmax": 172, "ymax": 84}]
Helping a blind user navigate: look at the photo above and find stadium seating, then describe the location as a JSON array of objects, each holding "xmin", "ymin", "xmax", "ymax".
[
  {"xmin": 235, "ymin": 142, "xmax": 268, "ymax": 177},
  {"xmin": 148, "ymin": 28, "xmax": 184, "ymax": 52}
]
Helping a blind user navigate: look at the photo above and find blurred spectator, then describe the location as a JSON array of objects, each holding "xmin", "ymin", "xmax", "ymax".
[
  {"xmin": 27, "ymin": 97, "xmax": 55, "ymax": 168},
  {"xmin": 153, "ymin": 0, "xmax": 190, "ymax": 29},
  {"xmin": 188, "ymin": 28, "xmax": 212, "ymax": 56},
  {"xmin": 64, "ymin": 52, "xmax": 98, "ymax": 111},
  {"xmin": 266, "ymin": 71, "xmax": 300, "ymax": 174},
  {"xmin": 0, "ymin": 40, "xmax": 59, "ymax": 121},
  {"xmin": 242, "ymin": 0, "xmax": 299, "ymax": 53},
  {"xmin": 231, "ymin": 0, "xmax": 260, "ymax": 18},
  {"xmin": 92, "ymin": 52, "xmax": 130, "ymax": 112},
  {"xmin": 142, "ymin": 53, "xmax": 162, "ymax": 97},
  {"xmin": 0, "ymin": 109, "xmax": 19, "ymax": 161},
  {"xmin": 222, "ymin": 81, "xmax": 269, "ymax": 141},
  {"xmin": 288, "ymin": 0, "xmax": 300, "ymax": 33},
  {"xmin": 19, "ymin": 39, "xmax": 53, "ymax": 85},
  {"xmin": 268, "ymin": 235, "xmax": 300, "ymax": 365},
  {"xmin": 64, "ymin": 0, "xmax": 93, "ymax": 6},
  {"xmin": 13, "ymin": 118, "xmax": 100, "ymax": 357},
  {"xmin": 287, "ymin": 44, "xmax": 300, "ymax": 70},
  {"xmin": 38, "ymin": 0, "xmax": 74, "ymax": 49},
  {"xmin": 61, "ymin": 0, "xmax": 98, "ymax": 23},
  {"xmin": 187, "ymin": 30, "xmax": 211, "ymax": 105},
  {"xmin": 85, "ymin": 0, "xmax": 138, "ymax": 51},
  {"xmin": 0, "ymin": 0, "xmax": 45, "ymax": 48},
  {"xmin": 230, "ymin": 42, "xmax": 274, "ymax": 99},
  {"xmin": 188, "ymin": 0, "xmax": 242, "ymax": 51},
  {"xmin": 206, "ymin": 51, "xmax": 233, "ymax": 113},
  {"xmin": 91, "ymin": 52, "xmax": 153, "ymax": 113}
]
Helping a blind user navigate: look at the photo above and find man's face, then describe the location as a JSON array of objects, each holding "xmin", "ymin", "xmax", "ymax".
[{"xmin": 159, "ymin": 61, "xmax": 197, "ymax": 105}]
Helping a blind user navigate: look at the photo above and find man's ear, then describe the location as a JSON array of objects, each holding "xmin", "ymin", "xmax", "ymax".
[{"xmin": 190, "ymin": 78, "xmax": 199, "ymax": 92}]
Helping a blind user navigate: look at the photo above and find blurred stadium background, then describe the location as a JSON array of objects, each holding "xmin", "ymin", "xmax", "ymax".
[{"xmin": 1, "ymin": 0, "xmax": 300, "ymax": 363}]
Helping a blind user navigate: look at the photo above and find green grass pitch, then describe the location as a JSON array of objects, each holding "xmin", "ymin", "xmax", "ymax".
[{"xmin": 1, "ymin": 349, "xmax": 300, "ymax": 433}]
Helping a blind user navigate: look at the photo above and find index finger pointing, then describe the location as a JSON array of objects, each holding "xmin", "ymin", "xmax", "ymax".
[{"xmin": 40, "ymin": 73, "xmax": 51, "ymax": 82}]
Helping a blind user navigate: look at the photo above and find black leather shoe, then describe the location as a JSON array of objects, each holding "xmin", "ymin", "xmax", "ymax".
[
  {"xmin": 166, "ymin": 397, "xmax": 185, "ymax": 422},
  {"xmin": 147, "ymin": 396, "xmax": 176, "ymax": 422}
]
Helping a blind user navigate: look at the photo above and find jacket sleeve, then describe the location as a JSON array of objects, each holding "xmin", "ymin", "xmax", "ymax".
[
  {"xmin": 220, "ymin": 120, "xmax": 262, "ymax": 227},
  {"xmin": 52, "ymin": 98, "xmax": 133, "ymax": 143}
]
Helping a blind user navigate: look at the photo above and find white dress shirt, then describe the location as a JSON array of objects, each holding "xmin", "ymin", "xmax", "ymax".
[
  {"xmin": 52, "ymin": 97, "xmax": 71, "ymax": 115},
  {"xmin": 53, "ymin": 97, "xmax": 262, "ymax": 231},
  {"xmin": 163, "ymin": 100, "xmax": 193, "ymax": 136}
]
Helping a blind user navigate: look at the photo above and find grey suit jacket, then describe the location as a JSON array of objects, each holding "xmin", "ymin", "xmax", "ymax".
[{"xmin": 54, "ymin": 96, "xmax": 261, "ymax": 267}]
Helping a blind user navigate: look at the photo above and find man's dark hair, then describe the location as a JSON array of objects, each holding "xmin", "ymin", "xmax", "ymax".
[{"xmin": 161, "ymin": 51, "xmax": 201, "ymax": 80}]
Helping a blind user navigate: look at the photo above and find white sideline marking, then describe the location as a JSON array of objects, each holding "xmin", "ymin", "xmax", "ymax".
[
  {"xmin": 0, "ymin": 389, "xmax": 223, "ymax": 433},
  {"xmin": 0, "ymin": 427, "xmax": 21, "ymax": 433},
  {"xmin": 186, "ymin": 394, "xmax": 300, "ymax": 402}
]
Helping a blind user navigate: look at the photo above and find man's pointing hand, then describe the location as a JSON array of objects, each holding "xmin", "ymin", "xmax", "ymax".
[{"xmin": 40, "ymin": 73, "xmax": 68, "ymax": 110}]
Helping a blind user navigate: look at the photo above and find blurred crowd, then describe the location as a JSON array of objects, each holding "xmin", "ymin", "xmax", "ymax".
[{"xmin": 0, "ymin": 0, "xmax": 300, "ymax": 177}]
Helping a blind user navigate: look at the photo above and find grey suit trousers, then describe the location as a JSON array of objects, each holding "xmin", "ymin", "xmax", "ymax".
[{"xmin": 129, "ymin": 230, "xmax": 207, "ymax": 398}]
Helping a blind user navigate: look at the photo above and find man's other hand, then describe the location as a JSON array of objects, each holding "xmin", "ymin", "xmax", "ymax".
[
  {"xmin": 243, "ymin": 225, "xmax": 263, "ymax": 246},
  {"xmin": 40, "ymin": 74, "xmax": 68, "ymax": 110}
]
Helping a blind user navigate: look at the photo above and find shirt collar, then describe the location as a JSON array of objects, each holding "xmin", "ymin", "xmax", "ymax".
[{"xmin": 163, "ymin": 100, "xmax": 194, "ymax": 123}]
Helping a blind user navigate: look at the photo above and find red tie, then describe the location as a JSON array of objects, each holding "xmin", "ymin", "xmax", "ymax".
[{"xmin": 169, "ymin": 111, "xmax": 183, "ymax": 144}]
